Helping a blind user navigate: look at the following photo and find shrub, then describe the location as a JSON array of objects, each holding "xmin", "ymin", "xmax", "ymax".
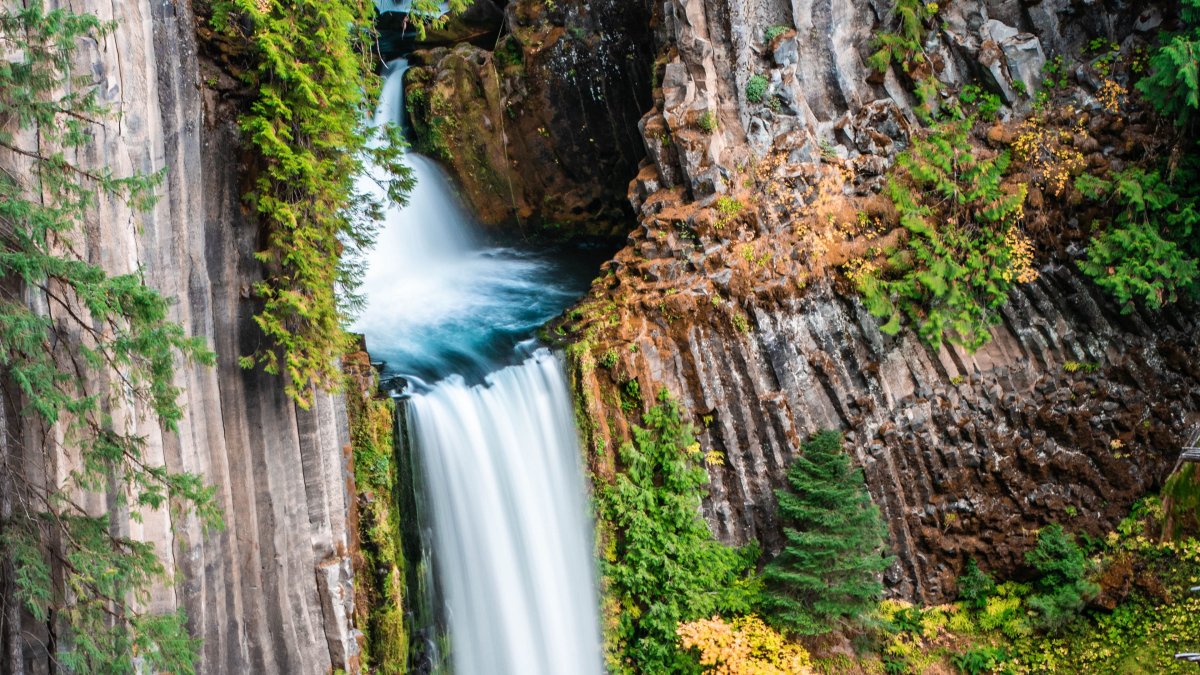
[
  {"xmin": 1076, "ymin": 168, "xmax": 1200, "ymax": 311},
  {"xmin": 1137, "ymin": 0, "xmax": 1200, "ymax": 126},
  {"xmin": 1024, "ymin": 524, "xmax": 1099, "ymax": 632},
  {"xmin": 677, "ymin": 615, "xmax": 810, "ymax": 674},
  {"xmin": 951, "ymin": 646, "xmax": 1009, "ymax": 675},
  {"xmin": 746, "ymin": 74, "xmax": 770, "ymax": 103},
  {"xmin": 698, "ymin": 110, "xmax": 719, "ymax": 134},
  {"xmin": 850, "ymin": 116, "xmax": 1035, "ymax": 351},
  {"xmin": 956, "ymin": 559, "xmax": 997, "ymax": 611},
  {"xmin": 600, "ymin": 389, "xmax": 761, "ymax": 673},
  {"xmin": 762, "ymin": 431, "xmax": 891, "ymax": 635}
]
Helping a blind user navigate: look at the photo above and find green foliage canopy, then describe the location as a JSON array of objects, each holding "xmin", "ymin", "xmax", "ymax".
[
  {"xmin": 762, "ymin": 431, "xmax": 891, "ymax": 635},
  {"xmin": 210, "ymin": 0, "xmax": 415, "ymax": 406},
  {"xmin": 599, "ymin": 389, "xmax": 760, "ymax": 674},
  {"xmin": 1024, "ymin": 524, "xmax": 1099, "ymax": 632}
]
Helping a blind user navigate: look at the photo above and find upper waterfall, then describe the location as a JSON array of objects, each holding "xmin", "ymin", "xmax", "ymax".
[
  {"xmin": 353, "ymin": 59, "xmax": 605, "ymax": 674},
  {"xmin": 352, "ymin": 60, "xmax": 591, "ymax": 382}
]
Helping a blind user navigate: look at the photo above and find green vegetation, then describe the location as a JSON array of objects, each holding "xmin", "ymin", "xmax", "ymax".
[
  {"xmin": 0, "ymin": 3, "xmax": 219, "ymax": 670},
  {"xmin": 764, "ymin": 25, "xmax": 791, "ymax": 43},
  {"xmin": 1076, "ymin": 168, "xmax": 1199, "ymax": 311},
  {"xmin": 959, "ymin": 84, "xmax": 1002, "ymax": 122},
  {"xmin": 868, "ymin": 0, "xmax": 938, "ymax": 118},
  {"xmin": 1024, "ymin": 524, "xmax": 1099, "ymax": 632},
  {"xmin": 1137, "ymin": 0, "xmax": 1200, "ymax": 126},
  {"xmin": 745, "ymin": 74, "xmax": 769, "ymax": 103},
  {"xmin": 599, "ymin": 390, "xmax": 760, "ymax": 674},
  {"xmin": 955, "ymin": 559, "xmax": 996, "ymax": 611},
  {"xmin": 763, "ymin": 431, "xmax": 890, "ymax": 635},
  {"xmin": 345, "ymin": 360, "xmax": 407, "ymax": 673},
  {"xmin": 851, "ymin": 115, "xmax": 1034, "ymax": 351},
  {"xmin": 697, "ymin": 110, "xmax": 719, "ymax": 134},
  {"xmin": 209, "ymin": 0, "xmax": 416, "ymax": 407}
]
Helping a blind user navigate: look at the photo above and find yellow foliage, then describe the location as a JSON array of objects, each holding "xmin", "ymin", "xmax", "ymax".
[
  {"xmin": 1012, "ymin": 117, "xmax": 1088, "ymax": 196},
  {"xmin": 677, "ymin": 615, "xmax": 812, "ymax": 674}
]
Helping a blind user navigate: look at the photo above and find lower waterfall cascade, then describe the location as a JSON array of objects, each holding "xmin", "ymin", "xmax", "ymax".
[{"xmin": 353, "ymin": 60, "xmax": 605, "ymax": 674}]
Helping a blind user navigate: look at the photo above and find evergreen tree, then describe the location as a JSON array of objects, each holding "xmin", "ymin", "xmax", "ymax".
[
  {"xmin": 0, "ymin": 3, "xmax": 218, "ymax": 671},
  {"xmin": 762, "ymin": 431, "xmax": 891, "ymax": 635},
  {"xmin": 1024, "ymin": 524, "xmax": 1099, "ymax": 632}
]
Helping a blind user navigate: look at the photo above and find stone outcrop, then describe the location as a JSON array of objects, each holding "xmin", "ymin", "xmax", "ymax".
[
  {"xmin": 557, "ymin": 0, "xmax": 1200, "ymax": 604},
  {"xmin": 0, "ymin": 0, "xmax": 360, "ymax": 671},
  {"xmin": 403, "ymin": 0, "xmax": 656, "ymax": 236}
]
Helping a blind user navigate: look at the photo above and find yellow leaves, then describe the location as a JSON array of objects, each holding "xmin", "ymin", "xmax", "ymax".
[{"xmin": 677, "ymin": 615, "xmax": 812, "ymax": 675}]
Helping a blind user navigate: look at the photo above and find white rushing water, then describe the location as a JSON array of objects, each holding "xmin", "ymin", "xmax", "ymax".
[
  {"xmin": 353, "ymin": 60, "xmax": 583, "ymax": 381},
  {"xmin": 407, "ymin": 351, "xmax": 603, "ymax": 675},
  {"xmin": 354, "ymin": 60, "xmax": 605, "ymax": 674}
]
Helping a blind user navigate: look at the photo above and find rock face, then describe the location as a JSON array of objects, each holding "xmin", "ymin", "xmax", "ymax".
[
  {"xmin": 0, "ymin": 0, "xmax": 359, "ymax": 672},
  {"xmin": 559, "ymin": 0, "xmax": 1200, "ymax": 603},
  {"xmin": 404, "ymin": 0, "xmax": 656, "ymax": 236}
]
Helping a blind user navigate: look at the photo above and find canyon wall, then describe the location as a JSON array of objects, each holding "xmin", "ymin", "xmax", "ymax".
[
  {"xmin": 404, "ymin": 0, "xmax": 657, "ymax": 236},
  {"xmin": 545, "ymin": 0, "xmax": 1200, "ymax": 604},
  {"xmin": 0, "ymin": 0, "xmax": 359, "ymax": 671}
]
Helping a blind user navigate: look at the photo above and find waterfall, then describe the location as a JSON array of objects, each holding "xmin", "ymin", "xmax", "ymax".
[
  {"xmin": 354, "ymin": 60, "xmax": 605, "ymax": 674},
  {"xmin": 354, "ymin": 60, "xmax": 583, "ymax": 381},
  {"xmin": 407, "ymin": 352, "xmax": 603, "ymax": 675}
]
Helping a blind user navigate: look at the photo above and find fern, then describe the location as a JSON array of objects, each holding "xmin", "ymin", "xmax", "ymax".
[
  {"xmin": 1138, "ymin": 0, "xmax": 1200, "ymax": 125},
  {"xmin": 852, "ymin": 117, "xmax": 1035, "ymax": 351}
]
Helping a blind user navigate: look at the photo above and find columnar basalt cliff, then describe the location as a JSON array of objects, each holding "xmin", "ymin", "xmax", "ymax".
[
  {"xmin": 547, "ymin": 0, "xmax": 1200, "ymax": 604},
  {"xmin": 0, "ymin": 0, "xmax": 360, "ymax": 671},
  {"xmin": 404, "ymin": 0, "xmax": 657, "ymax": 235}
]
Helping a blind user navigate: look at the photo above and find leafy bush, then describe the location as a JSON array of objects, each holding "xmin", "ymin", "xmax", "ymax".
[
  {"xmin": 210, "ymin": 0, "xmax": 419, "ymax": 406},
  {"xmin": 1024, "ymin": 524, "xmax": 1099, "ymax": 632},
  {"xmin": 600, "ymin": 389, "xmax": 761, "ymax": 673},
  {"xmin": 1076, "ymin": 168, "xmax": 1200, "ymax": 311},
  {"xmin": 956, "ymin": 559, "xmax": 997, "ymax": 611},
  {"xmin": 763, "ymin": 431, "xmax": 891, "ymax": 635},
  {"xmin": 677, "ymin": 615, "xmax": 810, "ymax": 674},
  {"xmin": 951, "ymin": 646, "xmax": 1009, "ymax": 675},
  {"xmin": 850, "ymin": 116, "xmax": 1035, "ymax": 351},
  {"xmin": 746, "ymin": 74, "xmax": 770, "ymax": 103},
  {"xmin": 697, "ymin": 110, "xmax": 719, "ymax": 134},
  {"xmin": 1137, "ymin": 0, "xmax": 1200, "ymax": 126}
]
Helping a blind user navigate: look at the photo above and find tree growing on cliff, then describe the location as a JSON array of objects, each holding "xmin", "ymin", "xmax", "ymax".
[
  {"xmin": 849, "ymin": 114, "xmax": 1036, "ymax": 351},
  {"xmin": 0, "ymin": 2, "xmax": 218, "ymax": 671},
  {"xmin": 762, "ymin": 431, "xmax": 891, "ymax": 635}
]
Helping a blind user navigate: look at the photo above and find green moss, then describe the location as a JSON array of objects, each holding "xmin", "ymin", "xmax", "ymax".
[{"xmin": 346, "ymin": 363, "xmax": 407, "ymax": 673}]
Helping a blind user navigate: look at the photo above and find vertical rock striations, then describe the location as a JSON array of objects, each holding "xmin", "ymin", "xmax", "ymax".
[
  {"xmin": 1, "ymin": 0, "xmax": 360, "ymax": 671},
  {"xmin": 558, "ymin": 0, "xmax": 1200, "ymax": 604}
]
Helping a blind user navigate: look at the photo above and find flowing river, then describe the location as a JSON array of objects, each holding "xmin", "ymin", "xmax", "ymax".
[{"xmin": 352, "ymin": 60, "xmax": 605, "ymax": 675}]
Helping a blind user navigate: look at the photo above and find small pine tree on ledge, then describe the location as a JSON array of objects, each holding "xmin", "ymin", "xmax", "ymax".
[{"xmin": 763, "ymin": 431, "xmax": 891, "ymax": 635}]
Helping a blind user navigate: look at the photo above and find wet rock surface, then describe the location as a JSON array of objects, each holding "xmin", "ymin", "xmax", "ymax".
[{"xmin": 404, "ymin": 0, "xmax": 656, "ymax": 237}]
